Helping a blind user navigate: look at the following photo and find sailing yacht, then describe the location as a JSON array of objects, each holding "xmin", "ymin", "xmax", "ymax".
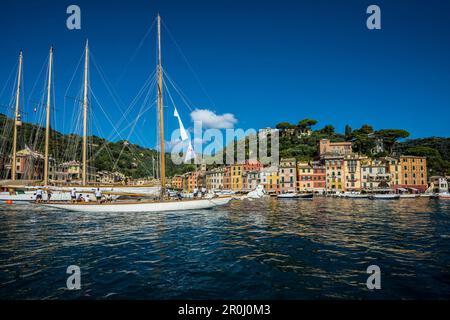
[
  {"xmin": 43, "ymin": 15, "xmax": 232, "ymax": 212},
  {"xmin": 1, "ymin": 44, "xmax": 159, "ymax": 203},
  {"xmin": 0, "ymin": 48, "xmax": 74, "ymax": 203}
]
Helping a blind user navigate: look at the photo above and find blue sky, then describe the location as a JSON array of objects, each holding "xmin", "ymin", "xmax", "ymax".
[{"xmin": 0, "ymin": 0, "xmax": 449, "ymax": 150}]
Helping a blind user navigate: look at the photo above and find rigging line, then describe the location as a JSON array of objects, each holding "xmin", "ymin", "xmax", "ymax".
[
  {"xmin": 101, "ymin": 70, "xmax": 158, "ymax": 147},
  {"xmin": 90, "ymin": 114, "xmax": 116, "ymax": 167},
  {"xmin": 161, "ymin": 18, "xmax": 216, "ymax": 108},
  {"xmin": 93, "ymin": 66, "xmax": 156, "ymax": 144},
  {"xmin": 63, "ymin": 47, "xmax": 85, "ymax": 134},
  {"xmin": 112, "ymin": 86, "xmax": 155, "ymax": 169},
  {"xmin": 0, "ymin": 60, "xmax": 19, "ymax": 100},
  {"xmin": 91, "ymin": 99, "xmax": 157, "ymax": 160},
  {"xmin": 90, "ymin": 51, "xmax": 127, "ymax": 110},
  {"xmin": 90, "ymin": 74, "xmax": 157, "ymax": 162},
  {"xmin": 163, "ymin": 70, "xmax": 196, "ymax": 112},
  {"xmin": 115, "ymin": 17, "xmax": 157, "ymax": 86},
  {"xmin": 90, "ymin": 51, "xmax": 158, "ymax": 139},
  {"xmin": 26, "ymin": 54, "xmax": 48, "ymax": 124}
]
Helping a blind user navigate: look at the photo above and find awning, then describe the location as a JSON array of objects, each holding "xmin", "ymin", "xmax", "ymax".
[{"xmin": 397, "ymin": 188, "xmax": 407, "ymax": 192}]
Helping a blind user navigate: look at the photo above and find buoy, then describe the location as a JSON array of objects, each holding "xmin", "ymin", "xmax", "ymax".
[{"xmin": 5, "ymin": 200, "xmax": 14, "ymax": 205}]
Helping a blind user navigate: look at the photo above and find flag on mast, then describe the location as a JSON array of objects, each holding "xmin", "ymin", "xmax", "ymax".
[
  {"xmin": 184, "ymin": 140, "xmax": 196, "ymax": 163},
  {"xmin": 174, "ymin": 107, "xmax": 189, "ymax": 141}
]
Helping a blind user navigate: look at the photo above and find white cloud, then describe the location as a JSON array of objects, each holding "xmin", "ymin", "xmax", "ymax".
[{"xmin": 190, "ymin": 109, "xmax": 237, "ymax": 129}]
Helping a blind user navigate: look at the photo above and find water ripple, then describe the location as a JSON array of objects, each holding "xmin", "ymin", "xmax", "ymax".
[{"xmin": 0, "ymin": 197, "xmax": 449, "ymax": 299}]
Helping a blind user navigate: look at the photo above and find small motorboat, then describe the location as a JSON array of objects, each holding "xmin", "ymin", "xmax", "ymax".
[
  {"xmin": 419, "ymin": 193, "xmax": 437, "ymax": 198},
  {"xmin": 277, "ymin": 193, "xmax": 313, "ymax": 200},
  {"xmin": 399, "ymin": 194, "xmax": 418, "ymax": 199},
  {"xmin": 369, "ymin": 194, "xmax": 400, "ymax": 200},
  {"xmin": 343, "ymin": 192, "xmax": 369, "ymax": 199},
  {"xmin": 439, "ymin": 193, "xmax": 450, "ymax": 200}
]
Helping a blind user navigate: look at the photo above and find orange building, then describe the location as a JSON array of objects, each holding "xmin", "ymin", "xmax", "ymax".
[
  {"xmin": 398, "ymin": 156, "xmax": 428, "ymax": 192},
  {"xmin": 319, "ymin": 139, "xmax": 353, "ymax": 157},
  {"xmin": 171, "ymin": 175, "xmax": 183, "ymax": 190}
]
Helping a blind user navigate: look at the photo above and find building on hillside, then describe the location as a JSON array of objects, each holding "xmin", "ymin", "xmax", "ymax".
[
  {"xmin": 319, "ymin": 139, "xmax": 353, "ymax": 158},
  {"xmin": 55, "ymin": 160, "xmax": 96, "ymax": 184},
  {"xmin": 5, "ymin": 147, "xmax": 53, "ymax": 181},
  {"xmin": 398, "ymin": 156, "xmax": 428, "ymax": 192},
  {"xmin": 279, "ymin": 158, "xmax": 297, "ymax": 193},
  {"xmin": 205, "ymin": 167, "xmax": 224, "ymax": 191},
  {"xmin": 96, "ymin": 171, "xmax": 126, "ymax": 184},
  {"xmin": 259, "ymin": 166, "xmax": 279, "ymax": 194},
  {"xmin": 297, "ymin": 162, "xmax": 314, "ymax": 192},
  {"xmin": 360, "ymin": 158, "xmax": 391, "ymax": 191},
  {"xmin": 368, "ymin": 133, "xmax": 385, "ymax": 154},
  {"xmin": 324, "ymin": 155, "xmax": 345, "ymax": 193},
  {"xmin": 429, "ymin": 176, "xmax": 448, "ymax": 193},
  {"xmin": 343, "ymin": 154, "xmax": 365, "ymax": 192},
  {"xmin": 258, "ymin": 127, "xmax": 279, "ymax": 138},
  {"xmin": 280, "ymin": 127, "xmax": 296, "ymax": 138}
]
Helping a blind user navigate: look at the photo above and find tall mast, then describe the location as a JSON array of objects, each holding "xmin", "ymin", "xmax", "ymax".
[
  {"xmin": 11, "ymin": 50, "xmax": 23, "ymax": 181},
  {"xmin": 157, "ymin": 14, "xmax": 166, "ymax": 197},
  {"xmin": 82, "ymin": 40, "xmax": 89, "ymax": 186},
  {"xmin": 44, "ymin": 46, "xmax": 53, "ymax": 186}
]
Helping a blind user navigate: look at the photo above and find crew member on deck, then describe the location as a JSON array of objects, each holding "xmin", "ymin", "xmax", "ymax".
[{"xmin": 95, "ymin": 188, "xmax": 102, "ymax": 203}]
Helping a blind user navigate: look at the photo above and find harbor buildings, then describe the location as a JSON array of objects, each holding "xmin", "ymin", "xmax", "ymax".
[
  {"xmin": 279, "ymin": 158, "xmax": 297, "ymax": 193},
  {"xmin": 205, "ymin": 167, "xmax": 224, "ymax": 191},
  {"xmin": 259, "ymin": 166, "xmax": 279, "ymax": 194}
]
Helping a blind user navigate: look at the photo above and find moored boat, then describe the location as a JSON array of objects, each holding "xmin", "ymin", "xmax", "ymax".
[
  {"xmin": 369, "ymin": 194, "xmax": 400, "ymax": 200},
  {"xmin": 399, "ymin": 194, "xmax": 418, "ymax": 199},
  {"xmin": 439, "ymin": 193, "xmax": 450, "ymax": 200},
  {"xmin": 43, "ymin": 196, "xmax": 232, "ymax": 213},
  {"xmin": 277, "ymin": 193, "xmax": 313, "ymax": 200}
]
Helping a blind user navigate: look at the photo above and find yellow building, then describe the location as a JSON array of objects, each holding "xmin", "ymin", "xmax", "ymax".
[
  {"xmin": 343, "ymin": 155, "xmax": 364, "ymax": 192},
  {"xmin": 259, "ymin": 166, "xmax": 279, "ymax": 194},
  {"xmin": 230, "ymin": 164, "xmax": 243, "ymax": 191},
  {"xmin": 386, "ymin": 157, "xmax": 402, "ymax": 187},
  {"xmin": 297, "ymin": 162, "xmax": 314, "ymax": 192},
  {"xmin": 324, "ymin": 156, "xmax": 345, "ymax": 192}
]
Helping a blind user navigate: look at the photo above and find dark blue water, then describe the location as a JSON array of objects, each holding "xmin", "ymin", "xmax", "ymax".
[{"xmin": 0, "ymin": 198, "xmax": 449, "ymax": 299}]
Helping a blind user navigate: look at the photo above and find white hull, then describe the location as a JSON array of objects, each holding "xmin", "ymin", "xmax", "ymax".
[
  {"xmin": 399, "ymin": 194, "xmax": 418, "ymax": 199},
  {"xmin": 53, "ymin": 186, "xmax": 160, "ymax": 196},
  {"xmin": 42, "ymin": 197, "xmax": 232, "ymax": 213},
  {"xmin": 0, "ymin": 191, "xmax": 72, "ymax": 203},
  {"xmin": 370, "ymin": 194, "xmax": 400, "ymax": 200},
  {"xmin": 343, "ymin": 193, "xmax": 369, "ymax": 199}
]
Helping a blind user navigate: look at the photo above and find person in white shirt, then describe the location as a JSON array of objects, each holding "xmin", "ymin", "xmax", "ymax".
[
  {"xmin": 35, "ymin": 189, "xmax": 43, "ymax": 203},
  {"xmin": 85, "ymin": 195, "xmax": 91, "ymax": 203},
  {"xmin": 95, "ymin": 188, "xmax": 102, "ymax": 203},
  {"xmin": 70, "ymin": 188, "xmax": 77, "ymax": 203}
]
